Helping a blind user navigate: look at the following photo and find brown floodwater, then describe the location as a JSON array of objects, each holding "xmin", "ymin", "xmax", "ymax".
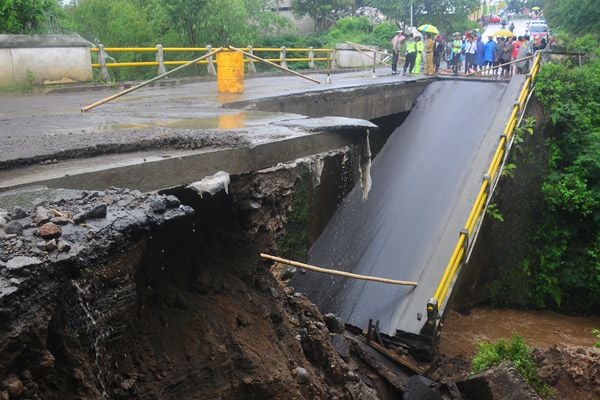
[{"xmin": 438, "ymin": 305, "xmax": 600, "ymax": 358}]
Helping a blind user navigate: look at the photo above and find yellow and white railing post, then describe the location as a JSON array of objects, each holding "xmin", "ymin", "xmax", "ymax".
[{"xmin": 425, "ymin": 52, "xmax": 543, "ymax": 334}]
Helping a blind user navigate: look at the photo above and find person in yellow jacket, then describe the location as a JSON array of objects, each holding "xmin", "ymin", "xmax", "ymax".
[
  {"xmin": 412, "ymin": 36, "xmax": 424, "ymax": 74},
  {"xmin": 403, "ymin": 34, "xmax": 416, "ymax": 75},
  {"xmin": 424, "ymin": 34, "xmax": 434, "ymax": 75}
]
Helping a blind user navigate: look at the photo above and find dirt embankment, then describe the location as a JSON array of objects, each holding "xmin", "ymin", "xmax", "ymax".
[{"xmin": 0, "ymin": 160, "xmax": 389, "ymax": 400}]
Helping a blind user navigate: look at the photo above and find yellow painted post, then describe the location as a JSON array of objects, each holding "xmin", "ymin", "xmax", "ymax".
[{"xmin": 216, "ymin": 51, "xmax": 244, "ymax": 94}]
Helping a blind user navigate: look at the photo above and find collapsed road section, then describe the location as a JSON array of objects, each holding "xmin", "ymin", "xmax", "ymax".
[{"xmin": 292, "ymin": 77, "xmax": 527, "ymax": 351}]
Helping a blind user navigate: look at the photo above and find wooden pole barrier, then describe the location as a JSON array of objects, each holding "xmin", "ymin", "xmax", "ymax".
[
  {"xmin": 344, "ymin": 42, "xmax": 391, "ymax": 66},
  {"xmin": 82, "ymin": 47, "xmax": 224, "ymax": 112},
  {"xmin": 465, "ymin": 54, "xmax": 536, "ymax": 76},
  {"xmin": 228, "ymin": 46, "xmax": 320, "ymax": 84},
  {"xmin": 260, "ymin": 253, "xmax": 418, "ymax": 287}
]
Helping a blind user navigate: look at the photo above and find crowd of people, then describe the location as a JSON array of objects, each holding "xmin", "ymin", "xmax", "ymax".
[{"xmin": 391, "ymin": 29, "xmax": 549, "ymax": 77}]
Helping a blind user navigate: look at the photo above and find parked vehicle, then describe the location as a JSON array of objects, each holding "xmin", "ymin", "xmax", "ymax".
[{"xmin": 527, "ymin": 23, "xmax": 550, "ymax": 42}]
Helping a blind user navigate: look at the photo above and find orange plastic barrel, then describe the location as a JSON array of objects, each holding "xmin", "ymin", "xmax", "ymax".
[{"xmin": 216, "ymin": 51, "xmax": 244, "ymax": 94}]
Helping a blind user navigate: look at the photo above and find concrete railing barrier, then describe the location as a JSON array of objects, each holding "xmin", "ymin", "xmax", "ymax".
[{"xmin": 0, "ymin": 34, "xmax": 92, "ymax": 86}]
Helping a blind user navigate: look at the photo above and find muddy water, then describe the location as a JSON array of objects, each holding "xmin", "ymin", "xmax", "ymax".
[{"xmin": 439, "ymin": 306, "xmax": 600, "ymax": 358}]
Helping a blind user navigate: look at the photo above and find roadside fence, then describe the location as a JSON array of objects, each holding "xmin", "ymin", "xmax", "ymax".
[{"xmin": 90, "ymin": 45, "xmax": 333, "ymax": 82}]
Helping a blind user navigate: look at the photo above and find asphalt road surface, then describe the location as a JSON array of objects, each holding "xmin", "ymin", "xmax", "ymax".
[{"xmin": 292, "ymin": 77, "xmax": 525, "ymax": 337}]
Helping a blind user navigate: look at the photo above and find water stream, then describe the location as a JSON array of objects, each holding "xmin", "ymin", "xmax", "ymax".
[
  {"xmin": 72, "ymin": 280, "xmax": 109, "ymax": 399},
  {"xmin": 439, "ymin": 305, "xmax": 600, "ymax": 358}
]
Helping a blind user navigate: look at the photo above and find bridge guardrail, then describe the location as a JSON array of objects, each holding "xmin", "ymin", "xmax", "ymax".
[
  {"xmin": 426, "ymin": 52, "xmax": 543, "ymax": 332},
  {"xmin": 90, "ymin": 45, "xmax": 333, "ymax": 82}
]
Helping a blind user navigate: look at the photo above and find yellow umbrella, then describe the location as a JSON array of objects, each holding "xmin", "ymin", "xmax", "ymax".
[
  {"xmin": 494, "ymin": 29, "xmax": 514, "ymax": 37},
  {"xmin": 417, "ymin": 24, "xmax": 440, "ymax": 34},
  {"xmin": 531, "ymin": 6, "xmax": 540, "ymax": 11}
]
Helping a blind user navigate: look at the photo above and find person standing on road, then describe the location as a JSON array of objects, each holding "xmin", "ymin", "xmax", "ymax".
[
  {"xmin": 502, "ymin": 36, "xmax": 513, "ymax": 76},
  {"xmin": 433, "ymin": 35, "xmax": 445, "ymax": 73},
  {"xmin": 464, "ymin": 36, "xmax": 476, "ymax": 73},
  {"xmin": 494, "ymin": 36, "xmax": 504, "ymax": 75},
  {"xmin": 424, "ymin": 34, "xmax": 435, "ymax": 75},
  {"xmin": 412, "ymin": 36, "xmax": 424, "ymax": 75},
  {"xmin": 483, "ymin": 35, "xmax": 496, "ymax": 74},
  {"xmin": 451, "ymin": 33, "xmax": 462, "ymax": 75},
  {"xmin": 511, "ymin": 36, "xmax": 522, "ymax": 75},
  {"xmin": 391, "ymin": 30, "xmax": 406, "ymax": 75},
  {"xmin": 474, "ymin": 33, "xmax": 485, "ymax": 71},
  {"xmin": 403, "ymin": 34, "xmax": 416, "ymax": 76}
]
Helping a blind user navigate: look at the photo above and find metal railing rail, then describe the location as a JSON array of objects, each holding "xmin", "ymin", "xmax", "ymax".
[
  {"xmin": 89, "ymin": 44, "xmax": 333, "ymax": 81},
  {"xmin": 425, "ymin": 52, "xmax": 543, "ymax": 330}
]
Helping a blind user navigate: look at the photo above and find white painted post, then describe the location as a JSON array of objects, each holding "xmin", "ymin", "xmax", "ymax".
[
  {"xmin": 207, "ymin": 45, "xmax": 216, "ymax": 75},
  {"xmin": 247, "ymin": 45, "xmax": 257, "ymax": 74},
  {"xmin": 156, "ymin": 44, "xmax": 166, "ymax": 75},
  {"xmin": 308, "ymin": 46, "xmax": 316, "ymax": 69},
  {"xmin": 280, "ymin": 46, "xmax": 287, "ymax": 69},
  {"xmin": 98, "ymin": 44, "xmax": 110, "ymax": 82}
]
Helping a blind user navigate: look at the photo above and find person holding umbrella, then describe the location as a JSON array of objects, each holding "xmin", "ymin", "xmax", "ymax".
[{"xmin": 417, "ymin": 24, "xmax": 439, "ymax": 75}]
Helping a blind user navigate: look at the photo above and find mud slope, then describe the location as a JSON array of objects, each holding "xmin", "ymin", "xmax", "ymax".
[{"xmin": 0, "ymin": 187, "xmax": 378, "ymax": 400}]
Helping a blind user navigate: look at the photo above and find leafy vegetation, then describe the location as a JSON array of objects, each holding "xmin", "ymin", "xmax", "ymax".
[
  {"xmin": 545, "ymin": 0, "xmax": 600, "ymax": 37},
  {"xmin": 491, "ymin": 37, "xmax": 600, "ymax": 313},
  {"xmin": 472, "ymin": 336, "xmax": 552, "ymax": 398},
  {"xmin": 593, "ymin": 328, "xmax": 600, "ymax": 348},
  {"xmin": 0, "ymin": 0, "xmax": 62, "ymax": 33},
  {"xmin": 292, "ymin": 0, "xmax": 352, "ymax": 33},
  {"xmin": 365, "ymin": 0, "xmax": 479, "ymax": 33}
]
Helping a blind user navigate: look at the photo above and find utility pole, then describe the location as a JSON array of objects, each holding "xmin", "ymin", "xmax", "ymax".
[{"xmin": 410, "ymin": 1, "xmax": 414, "ymax": 27}]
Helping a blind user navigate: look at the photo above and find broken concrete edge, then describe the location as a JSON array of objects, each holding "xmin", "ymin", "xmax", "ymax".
[
  {"xmin": 0, "ymin": 117, "xmax": 373, "ymax": 174},
  {"xmin": 223, "ymin": 78, "xmax": 434, "ymax": 111},
  {"xmin": 0, "ymin": 189, "xmax": 191, "ymax": 303},
  {"xmin": 0, "ymin": 122, "xmax": 372, "ymax": 194}
]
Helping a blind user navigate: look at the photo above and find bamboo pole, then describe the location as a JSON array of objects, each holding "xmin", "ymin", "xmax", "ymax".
[
  {"xmin": 228, "ymin": 46, "xmax": 320, "ymax": 84},
  {"xmin": 345, "ymin": 41, "xmax": 389, "ymax": 57},
  {"xmin": 82, "ymin": 47, "xmax": 224, "ymax": 112},
  {"xmin": 344, "ymin": 42, "xmax": 391, "ymax": 66},
  {"xmin": 260, "ymin": 253, "xmax": 418, "ymax": 287},
  {"xmin": 465, "ymin": 54, "xmax": 536, "ymax": 76}
]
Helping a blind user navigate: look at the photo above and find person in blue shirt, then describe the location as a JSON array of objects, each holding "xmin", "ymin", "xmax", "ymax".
[
  {"xmin": 474, "ymin": 33, "xmax": 485, "ymax": 71},
  {"xmin": 483, "ymin": 35, "xmax": 496, "ymax": 74}
]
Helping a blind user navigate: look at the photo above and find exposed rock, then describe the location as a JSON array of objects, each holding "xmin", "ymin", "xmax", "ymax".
[
  {"xmin": 73, "ymin": 212, "xmax": 87, "ymax": 223},
  {"xmin": 57, "ymin": 240, "xmax": 71, "ymax": 253},
  {"xmin": 403, "ymin": 375, "xmax": 442, "ymax": 400},
  {"xmin": 4, "ymin": 256, "xmax": 42, "ymax": 272},
  {"xmin": 33, "ymin": 207, "xmax": 52, "ymax": 225},
  {"xmin": 456, "ymin": 361, "xmax": 542, "ymax": 400},
  {"xmin": 39, "ymin": 222, "xmax": 62, "ymax": 240},
  {"xmin": 293, "ymin": 367, "xmax": 310, "ymax": 384},
  {"xmin": 331, "ymin": 334, "xmax": 351, "ymax": 360},
  {"xmin": 534, "ymin": 345, "xmax": 600, "ymax": 400},
  {"xmin": 87, "ymin": 203, "xmax": 107, "ymax": 219},
  {"xmin": 324, "ymin": 313, "xmax": 345, "ymax": 333},
  {"xmin": 4, "ymin": 221, "xmax": 23, "ymax": 236},
  {"xmin": 2, "ymin": 375, "xmax": 24, "ymax": 397},
  {"xmin": 50, "ymin": 216, "xmax": 70, "ymax": 225},
  {"xmin": 149, "ymin": 197, "xmax": 167, "ymax": 214},
  {"xmin": 0, "ymin": 210, "xmax": 8, "ymax": 227},
  {"xmin": 165, "ymin": 195, "xmax": 181, "ymax": 208},
  {"xmin": 12, "ymin": 206, "xmax": 28, "ymax": 220}
]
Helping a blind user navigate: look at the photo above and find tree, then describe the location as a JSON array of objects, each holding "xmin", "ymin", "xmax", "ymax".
[
  {"xmin": 364, "ymin": 0, "xmax": 478, "ymax": 31},
  {"xmin": 0, "ymin": 0, "xmax": 60, "ymax": 33},
  {"xmin": 545, "ymin": 0, "xmax": 600, "ymax": 36},
  {"xmin": 292, "ymin": 0, "xmax": 353, "ymax": 32}
]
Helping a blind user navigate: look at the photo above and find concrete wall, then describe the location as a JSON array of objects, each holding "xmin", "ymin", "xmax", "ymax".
[
  {"xmin": 0, "ymin": 34, "xmax": 92, "ymax": 86},
  {"xmin": 226, "ymin": 79, "xmax": 432, "ymax": 121},
  {"xmin": 334, "ymin": 44, "xmax": 387, "ymax": 68}
]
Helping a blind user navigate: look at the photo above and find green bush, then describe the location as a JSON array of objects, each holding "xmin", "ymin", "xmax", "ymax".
[
  {"xmin": 490, "ymin": 56, "xmax": 600, "ymax": 313},
  {"xmin": 472, "ymin": 336, "xmax": 552, "ymax": 398}
]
